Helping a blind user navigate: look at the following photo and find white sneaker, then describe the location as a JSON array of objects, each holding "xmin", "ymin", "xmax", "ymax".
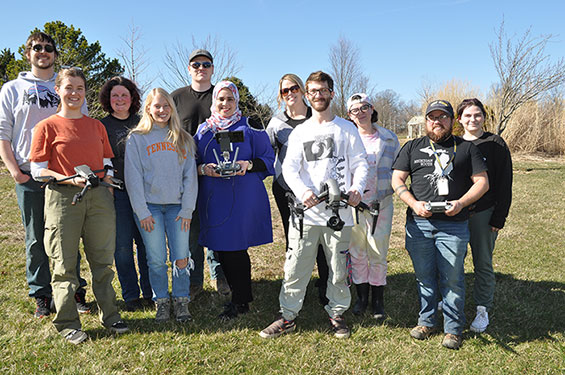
[{"xmin": 470, "ymin": 305, "xmax": 489, "ymax": 333}]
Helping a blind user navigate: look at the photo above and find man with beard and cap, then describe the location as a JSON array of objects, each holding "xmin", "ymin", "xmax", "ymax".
[
  {"xmin": 0, "ymin": 32, "xmax": 89, "ymax": 318},
  {"xmin": 171, "ymin": 49, "xmax": 229, "ymax": 297},
  {"xmin": 260, "ymin": 71, "xmax": 368, "ymax": 339},
  {"xmin": 391, "ymin": 99, "xmax": 489, "ymax": 350}
]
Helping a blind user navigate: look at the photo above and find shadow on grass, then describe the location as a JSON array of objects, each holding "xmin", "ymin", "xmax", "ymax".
[{"xmin": 82, "ymin": 271, "xmax": 564, "ymax": 345}]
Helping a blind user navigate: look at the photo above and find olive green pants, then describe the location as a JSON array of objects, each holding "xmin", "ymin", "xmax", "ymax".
[{"xmin": 44, "ymin": 184, "xmax": 121, "ymax": 336}]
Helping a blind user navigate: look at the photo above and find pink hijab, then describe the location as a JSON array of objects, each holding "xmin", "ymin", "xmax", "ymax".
[{"xmin": 201, "ymin": 81, "xmax": 242, "ymax": 134}]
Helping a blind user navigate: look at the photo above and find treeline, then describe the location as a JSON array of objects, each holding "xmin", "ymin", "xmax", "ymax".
[{"xmin": 2, "ymin": 21, "xmax": 564, "ymax": 154}]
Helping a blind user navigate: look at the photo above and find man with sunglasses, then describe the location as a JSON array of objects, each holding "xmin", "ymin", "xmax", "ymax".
[
  {"xmin": 172, "ymin": 49, "xmax": 229, "ymax": 298},
  {"xmin": 0, "ymin": 32, "xmax": 89, "ymax": 318},
  {"xmin": 391, "ymin": 100, "xmax": 489, "ymax": 349},
  {"xmin": 260, "ymin": 71, "xmax": 368, "ymax": 339}
]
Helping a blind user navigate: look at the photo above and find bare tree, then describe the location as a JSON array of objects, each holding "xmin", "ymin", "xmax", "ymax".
[
  {"xmin": 328, "ymin": 36, "xmax": 371, "ymax": 117},
  {"xmin": 116, "ymin": 21, "xmax": 154, "ymax": 95},
  {"xmin": 161, "ymin": 35, "xmax": 241, "ymax": 91},
  {"xmin": 490, "ymin": 20, "xmax": 565, "ymax": 135}
]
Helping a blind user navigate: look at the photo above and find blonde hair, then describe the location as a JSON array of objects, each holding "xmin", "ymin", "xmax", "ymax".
[
  {"xmin": 277, "ymin": 73, "xmax": 307, "ymax": 110},
  {"xmin": 131, "ymin": 88, "xmax": 195, "ymax": 162}
]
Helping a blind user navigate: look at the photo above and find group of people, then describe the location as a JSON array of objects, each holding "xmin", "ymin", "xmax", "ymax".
[{"xmin": 0, "ymin": 32, "xmax": 512, "ymax": 350}]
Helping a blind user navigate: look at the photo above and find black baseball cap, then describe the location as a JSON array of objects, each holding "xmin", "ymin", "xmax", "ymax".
[
  {"xmin": 425, "ymin": 100, "xmax": 454, "ymax": 117},
  {"xmin": 189, "ymin": 49, "xmax": 213, "ymax": 63}
]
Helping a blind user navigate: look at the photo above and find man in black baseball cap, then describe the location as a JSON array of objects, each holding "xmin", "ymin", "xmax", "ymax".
[
  {"xmin": 171, "ymin": 49, "xmax": 230, "ymax": 298},
  {"xmin": 391, "ymin": 99, "xmax": 488, "ymax": 350}
]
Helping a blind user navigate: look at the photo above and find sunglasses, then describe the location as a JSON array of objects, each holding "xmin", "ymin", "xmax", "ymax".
[
  {"xmin": 32, "ymin": 44, "xmax": 55, "ymax": 53},
  {"xmin": 280, "ymin": 85, "xmax": 300, "ymax": 96},
  {"xmin": 190, "ymin": 61, "xmax": 213, "ymax": 69}
]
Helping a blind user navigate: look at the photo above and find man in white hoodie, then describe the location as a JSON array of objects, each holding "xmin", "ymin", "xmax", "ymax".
[
  {"xmin": 260, "ymin": 71, "xmax": 368, "ymax": 339},
  {"xmin": 0, "ymin": 32, "xmax": 88, "ymax": 318}
]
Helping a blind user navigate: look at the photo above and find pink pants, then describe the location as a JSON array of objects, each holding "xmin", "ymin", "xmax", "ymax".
[{"xmin": 349, "ymin": 196, "xmax": 394, "ymax": 286}]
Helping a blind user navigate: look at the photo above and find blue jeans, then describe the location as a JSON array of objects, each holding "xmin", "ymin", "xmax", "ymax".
[
  {"xmin": 135, "ymin": 204, "xmax": 190, "ymax": 300},
  {"xmin": 15, "ymin": 175, "xmax": 86, "ymax": 297},
  {"xmin": 405, "ymin": 216, "xmax": 469, "ymax": 335},
  {"xmin": 114, "ymin": 189, "xmax": 152, "ymax": 302},
  {"xmin": 189, "ymin": 209, "xmax": 224, "ymax": 285}
]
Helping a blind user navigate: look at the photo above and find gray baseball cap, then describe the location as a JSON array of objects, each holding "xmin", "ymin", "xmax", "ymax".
[{"xmin": 189, "ymin": 49, "xmax": 213, "ymax": 63}]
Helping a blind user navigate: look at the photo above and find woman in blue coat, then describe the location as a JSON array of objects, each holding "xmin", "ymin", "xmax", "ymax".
[{"xmin": 194, "ymin": 81, "xmax": 275, "ymax": 320}]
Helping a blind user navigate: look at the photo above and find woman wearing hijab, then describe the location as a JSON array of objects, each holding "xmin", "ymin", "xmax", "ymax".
[{"xmin": 194, "ymin": 81, "xmax": 275, "ymax": 320}]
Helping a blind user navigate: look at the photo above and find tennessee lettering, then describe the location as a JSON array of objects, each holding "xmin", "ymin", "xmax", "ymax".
[{"xmin": 146, "ymin": 142, "xmax": 187, "ymax": 159}]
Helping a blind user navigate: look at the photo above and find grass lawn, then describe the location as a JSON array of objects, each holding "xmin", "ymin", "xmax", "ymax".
[{"xmin": 0, "ymin": 155, "xmax": 563, "ymax": 374}]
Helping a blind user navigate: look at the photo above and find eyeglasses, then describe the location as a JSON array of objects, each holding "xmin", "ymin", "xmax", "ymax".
[
  {"xmin": 190, "ymin": 62, "xmax": 213, "ymax": 69},
  {"xmin": 307, "ymin": 88, "xmax": 332, "ymax": 96},
  {"xmin": 32, "ymin": 44, "xmax": 55, "ymax": 53},
  {"xmin": 426, "ymin": 114, "xmax": 450, "ymax": 122},
  {"xmin": 349, "ymin": 104, "xmax": 371, "ymax": 115},
  {"xmin": 280, "ymin": 85, "xmax": 300, "ymax": 96}
]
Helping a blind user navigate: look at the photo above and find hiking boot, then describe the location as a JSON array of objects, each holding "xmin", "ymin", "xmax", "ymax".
[
  {"xmin": 410, "ymin": 325, "xmax": 436, "ymax": 340},
  {"xmin": 259, "ymin": 317, "xmax": 296, "ymax": 338},
  {"xmin": 470, "ymin": 305, "xmax": 489, "ymax": 333},
  {"xmin": 35, "ymin": 296, "xmax": 52, "ymax": 318},
  {"xmin": 352, "ymin": 283, "xmax": 369, "ymax": 316},
  {"xmin": 212, "ymin": 277, "xmax": 231, "ymax": 296},
  {"xmin": 190, "ymin": 284, "xmax": 204, "ymax": 299},
  {"xmin": 442, "ymin": 333, "xmax": 463, "ymax": 350},
  {"xmin": 173, "ymin": 297, "xmax": 192, "ymax": 322},
  {"xmin": 155, "ymin": 298, "xmax": 171, "ymax": 322},
  {"xmin": 124, "ymin": 299, "xmax": 143, "ymax": 312},
  {"xmin": 74, "ymin": 289, "xmax": 91, "ymax": 314},
  {"xmin": 329, "ymin": 316, "xmax": 350, "ymax": 338},
  {"xmin": 218, "ymin": 302, "xmax": 238, "ymax": 321},
  {"xmin": 110, "ymin": 320, "xmax": 129, "ymax": 334},
  {"xmin": 371, "ymin": 285, "xmax": 385, "ymax": 320},
  {"xmin": 64, "ymin": 329, "xmax": 88, "ymax": 345}
]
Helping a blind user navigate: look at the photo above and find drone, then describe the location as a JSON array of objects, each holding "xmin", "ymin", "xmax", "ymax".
[
  {"xmin": 35, "ymin": 165, "xmax": 124, "ymax": 205},
  {"xmin": 287, "ymin": 178, "xmax": 380, "ymax": 239}
]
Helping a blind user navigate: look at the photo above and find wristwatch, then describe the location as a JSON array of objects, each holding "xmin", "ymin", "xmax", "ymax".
[{"xmin": 247, "ymin": 160, "xmax": 253, "ymax": 171}]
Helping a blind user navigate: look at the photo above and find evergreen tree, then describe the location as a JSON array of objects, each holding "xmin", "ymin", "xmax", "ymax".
[{"xmin": 223, "ymin": 76, "xmax": 272, "ymax": 127}]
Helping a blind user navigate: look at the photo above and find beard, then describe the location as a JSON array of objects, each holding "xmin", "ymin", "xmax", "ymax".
[
  {"xmin": 426, "ymin": 124, "xmax": 452, "ymax": 143},
  {"xmin": 311, "ymin": 96, "xmax": 331, "ymax": 112}
]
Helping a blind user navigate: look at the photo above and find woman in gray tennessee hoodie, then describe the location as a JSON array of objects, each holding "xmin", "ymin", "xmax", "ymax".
[{"xmin": 124, "ymin": 88, "xmax": 197, "ymax": 323}]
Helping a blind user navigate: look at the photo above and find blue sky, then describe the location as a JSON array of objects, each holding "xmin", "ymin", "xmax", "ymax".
[{"xmin": 2, "ymin": 0, "xmax": 564, "ymax": 105}]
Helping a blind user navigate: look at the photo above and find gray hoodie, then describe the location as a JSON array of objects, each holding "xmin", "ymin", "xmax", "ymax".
[
  {"xmin": 124, "ymin": 125, "xmax": 197, "ymax": 221},
  {"xmin": 0, "ymin": 72, "xmax": 87, "ymax": 171}
]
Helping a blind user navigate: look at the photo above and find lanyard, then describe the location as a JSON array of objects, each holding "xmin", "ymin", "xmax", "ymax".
[{"xmin": 429, "ymin": 137, "xmax": 456, "ymax": 176}]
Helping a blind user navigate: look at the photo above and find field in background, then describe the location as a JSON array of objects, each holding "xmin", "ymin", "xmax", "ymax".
[{"xmin": 0, "ymin": 155, "xmax": 563, "ymax": 374}]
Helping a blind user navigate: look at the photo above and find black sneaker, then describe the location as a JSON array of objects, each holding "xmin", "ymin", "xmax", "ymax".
[
  {"xmin": 35, "ymin": 296, "xmax": 52, "ymax": 318},
  {"xmin": 75, "ymin": 290, "xmax": 91, "ymax": 314},
  {"xmin": 218, "ymin": 302, "xmax": 238, "ymax": 321},
  {"xmin": 329, "ymin": 316, "xmax": 350, "ymax": 339},
  {"xmin": 124, "ymin": 299, "xmax": 143, "ymax": 312},
  {"xmin": 259, "ymin": 317, "xmax": 296, "ymax": 338},
  {"xmin": 142, "ymin": 297, "xmax": 155, "ymax": 309},
  {"xmin": 236, "ymin": 303, "xmax": 249, "ymax": 314},
  {"xmin": 109, "ymin": 320, "xmax": 129, "ymax": 334},
  {"xmin": 64, "ymin": 329, "xmax": 88, "ymax": 345}
]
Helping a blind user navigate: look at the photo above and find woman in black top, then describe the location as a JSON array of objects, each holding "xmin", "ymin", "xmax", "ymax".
[
  {"xmin": 458, "ymin": 98, "xmax": 512, "ymax": 334},
  {"xmin": 99, "ymin": 76, "xmax": 152, "ymax": 311}
]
